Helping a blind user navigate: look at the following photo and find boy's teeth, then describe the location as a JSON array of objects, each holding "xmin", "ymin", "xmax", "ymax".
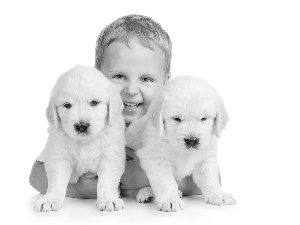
[
  {"xmin": 124, "ymin": 103, "xmax": 139, "ymax": 107},
  {"xmin": 124, "ymin": 102, "xmax": 140, "ymax": 111}
]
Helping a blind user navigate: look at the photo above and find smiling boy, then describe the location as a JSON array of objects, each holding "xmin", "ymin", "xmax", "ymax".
[
  {"xmin": 30, "ymin": 14, "xmax": 201, "ymax": 198},
  {"xmin": 100, "ymin": 37, "xmax": 166, "ymax": 124}
]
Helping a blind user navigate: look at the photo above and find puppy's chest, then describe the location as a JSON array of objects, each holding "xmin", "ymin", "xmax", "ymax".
[
  {"xmin": 173, "ymin": 155, "xmax": 201, "ymax": 181},
  {"xmin": 68, "ymin": 143, "xmax": 104, "ymax": 175}
]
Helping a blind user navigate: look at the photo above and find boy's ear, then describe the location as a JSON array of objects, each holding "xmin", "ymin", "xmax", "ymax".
[
  {"xmin": 164, "ymin": 72, "xmax": 171, "ymax": 84},
  {"xmin": 214, "ymin": 94, "xmax": 229, "ymax": 138},
  {"xmin": 167, "ymin": 72, "xmax": 171, "ymax": 80},
  {"xmin": 46, "ymin": 97, "xmax": 60, "ymax": 129},
  {"xmin": 148, "ymin": 95, "xmax": 165, "ymax": 136}
]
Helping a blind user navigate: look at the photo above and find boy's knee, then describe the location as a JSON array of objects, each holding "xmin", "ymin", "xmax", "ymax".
[{"xmin": 29, "ymin": 161, "xmax": 47, "ymax": 194}]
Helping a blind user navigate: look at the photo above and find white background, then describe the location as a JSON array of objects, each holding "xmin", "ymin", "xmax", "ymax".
[{"xmin": 1, "ymin": 0, "xmax": 300, "ymax": 224}]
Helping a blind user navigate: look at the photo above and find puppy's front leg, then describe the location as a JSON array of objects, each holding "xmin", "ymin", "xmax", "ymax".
[
  {"xmin": 96, "ymin": 154, "xmax": 125, "ymax": 212},
  {"xmin": 143, "ymin": 160, "xmax": 184, "ymax": 212},
  {"xmin": 192, "ymin": 157, "xmax": 236, "ymax": 206},
  {"xmin": 34, "ymin": 159, "xmax": 73, "ymax": 212}
]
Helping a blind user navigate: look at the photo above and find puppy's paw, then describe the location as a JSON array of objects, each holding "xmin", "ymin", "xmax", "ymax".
[
  {"xmin": 96, "ymin": 198, "xmax": 124, "ymax": 212},
  {"xmin": 34, "ymin": 195, "xmax": 63, "ymax": 212},
  {"xmin": 204, "ymin": 192, "xmax": 237, "ymax": 206},
  {"xmin": 137, "ymin": 187, "xmax": 183, "ymax": 203},
  {"xmin": 136, "ymin": 187, "xmax": 154, "ymax": 203},
  {"xmin": 157, "ymin": 198, "xmax": 184, "ymax": 212}
]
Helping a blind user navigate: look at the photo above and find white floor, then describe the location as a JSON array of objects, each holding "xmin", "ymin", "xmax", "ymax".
[
  {"xmin": 13, "ymin": 185, "xmax": 298, "ymax": 225},
  {"xmin": 28, "ymin": 193, "xmax": 241, "ymax": 225}
]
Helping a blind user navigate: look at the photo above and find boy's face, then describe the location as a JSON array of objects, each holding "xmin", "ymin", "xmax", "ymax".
[{"xmin": 101, "ymin": 37, "xmax": 166, "ymax": 123}]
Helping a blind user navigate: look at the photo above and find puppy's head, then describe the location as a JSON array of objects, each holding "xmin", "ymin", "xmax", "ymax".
[
  {"xmin": 148, "ymin": 76, "xmax": 228, "ymax": 151},
  {"xmin": 46, "ymin": 65, "xmax": 123, "ymax": 140}
]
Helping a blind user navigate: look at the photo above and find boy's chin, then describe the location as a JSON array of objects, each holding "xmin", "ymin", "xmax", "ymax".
[{"xmin": 123, "ymin": 112, "xmax": 144, "ymax": 124}]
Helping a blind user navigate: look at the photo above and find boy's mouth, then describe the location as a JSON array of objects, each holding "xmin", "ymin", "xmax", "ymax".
[{"xmin": 123, "ymin": 102, "xmax": 142, "ymax": 112}]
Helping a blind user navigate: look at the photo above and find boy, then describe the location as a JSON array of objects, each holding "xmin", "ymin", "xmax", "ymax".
[{"xmin": 30, "ymin": 14, "xmax": 201, "ymax": 199}]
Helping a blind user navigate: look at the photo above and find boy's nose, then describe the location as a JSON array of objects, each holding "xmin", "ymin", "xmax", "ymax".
[{"xmin": 124, "ymin": 83, "xmax": 138, "ymax": 96}]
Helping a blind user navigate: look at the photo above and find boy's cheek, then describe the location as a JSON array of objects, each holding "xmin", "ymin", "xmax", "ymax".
[
  {"xmin": 149, "ymin": 82, "xmax": 164, "ymax": 98},
  {"xmin": 108, "ymin": 81, "xmax": 125, "ymax": 93}
]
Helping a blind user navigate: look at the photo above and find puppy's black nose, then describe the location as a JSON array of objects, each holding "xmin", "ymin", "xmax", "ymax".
[
  {"xmin": 74, "ymin": 122, "xmax": 90, "ymax": 134},
  {"xmin": 184, "ymin": 137, "xmax": 200, "ymax": 148}
]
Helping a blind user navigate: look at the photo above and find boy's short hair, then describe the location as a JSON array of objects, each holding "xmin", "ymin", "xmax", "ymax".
[{"xmin": 95, "ymin": 14, "xmax": 172, "ymax": 77}]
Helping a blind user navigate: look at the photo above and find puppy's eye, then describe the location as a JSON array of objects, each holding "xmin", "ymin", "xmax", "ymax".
[
  {"xmin": 201, "ymin": 117, "xmax": 208, "ymax": 121},
  {"xmin": 90, "ymin": 100, "xmax": 100, "ymax": 107},
  {"xmin": 172, "ymin": 117, "xmax": 182, "ymax": 122},
  {"xmin": 63, "ymin": 102, "xmax": 72, "ymax": 109}
]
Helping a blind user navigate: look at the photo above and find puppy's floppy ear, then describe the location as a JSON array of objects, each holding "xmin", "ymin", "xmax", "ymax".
[
  {"xmin": 148, "ymin": 95, "xmax": 164, "ymax": 136},
  {"xmin": 214, "ymin": 94, "xmax": 229, "ymax": 138},
  {"xmin": 108, "ymin": 90, "xmax": 124, "ymax": 128},
  {"xmin": 46, "ymin": 97, "xmax": 60, "ymax": 129}
]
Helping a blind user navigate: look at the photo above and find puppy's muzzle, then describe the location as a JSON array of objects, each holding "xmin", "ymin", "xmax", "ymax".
[
  {"xmin": 74, "ymin": 121, "xmax": 90, "ymax": 134},
  {"xmin": 184, "ymin": 137, "xmax": 200, "ymax": 149}
]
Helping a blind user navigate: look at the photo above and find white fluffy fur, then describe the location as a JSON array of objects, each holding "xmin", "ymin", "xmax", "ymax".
[
  {"xmin": 126, "ymin": 76, "xmax": 236, "ymax": 212},
  {"xmin": 34, "ymin": 65, "xmax": 126, "ymax": 212}
]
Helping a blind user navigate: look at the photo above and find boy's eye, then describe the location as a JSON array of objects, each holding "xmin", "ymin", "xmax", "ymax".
[
  {"xmin": 63, "ymin": 102, "xmax": 72, "ymax": 109},
  {"xmin": 90, "ymin": 100, "xmax": 100, "ymax": 107},
  {"xmin": 112, "ymin": 74, "xmax": 126, "ymax": 80},
  {"xmin": 172, "ymin": 116, "xmax": 182, "ymax": 122},
  {"xmin": 201, "ymin": 117, "xmax": 208, "ymax": 121},
  {"xmin": 140, "ymin": 77, "xmax": 155, "ymax": 83}
]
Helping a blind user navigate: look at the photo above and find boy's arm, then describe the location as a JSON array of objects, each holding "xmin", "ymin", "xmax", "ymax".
[{"xmin": 29, "ymin": 161, "xmax": 97, "ymax": 199}]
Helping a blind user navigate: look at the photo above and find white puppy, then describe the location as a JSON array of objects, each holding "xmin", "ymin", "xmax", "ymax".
[
  {"xmin": 34, "ymin": 65, "xmax": 126, "ymax": 212},
  {"xmin": 126, "ymin": 76, "xmax": 236, "ymax": 212}
]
